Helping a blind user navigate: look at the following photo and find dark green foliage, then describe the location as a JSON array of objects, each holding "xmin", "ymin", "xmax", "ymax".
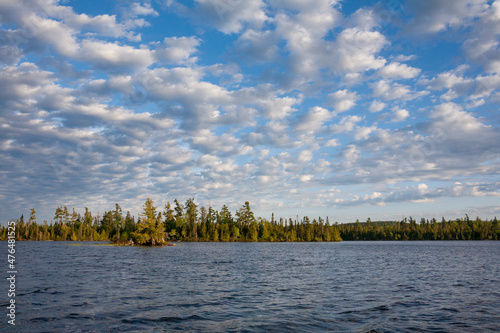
[
  {"xmin": 337, "ymin": 216, "xmax": 500, "ymax": 241},
  {"xmin": 2, "ymin": 200, "xmax": 499, "ymax": 242}
]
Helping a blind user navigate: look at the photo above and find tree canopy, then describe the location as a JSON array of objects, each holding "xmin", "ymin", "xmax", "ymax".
[
  {"xmin": 2, "ymin": 199, "xmax": 499, "ymax": 243},
  {"xmin": 131, "ymin": 198, "xmax": 165, "ymax": 246}
]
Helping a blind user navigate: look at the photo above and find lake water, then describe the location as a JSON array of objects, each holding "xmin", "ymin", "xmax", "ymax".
[{"xmin": 2, "ymin": 241, "xmax": 500, "ymax": 332}]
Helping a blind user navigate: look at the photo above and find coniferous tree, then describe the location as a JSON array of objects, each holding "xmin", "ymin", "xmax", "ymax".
[
  {"xmin": 131, "ymin": 198, "xmax": 166, "ymax": 246},
  {"xmin": 6, "ymin": 200, "xmax": 500, "ymax": 243},
  {"xmin": 236, "ymin": 201, "xmax": 255, "ymax": 240},
  {"xmin": 163, "ymin": 202, "xmax": 176, "ymax": 236},
  {"xmin": 185, "ymin": 198, "xmax": 198, "ymax": 241}
]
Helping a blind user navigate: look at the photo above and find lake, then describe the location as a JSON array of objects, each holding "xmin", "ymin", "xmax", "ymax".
[{"xmin": 2, "ymin": 241, "xmax": 500, "ymax": 332}]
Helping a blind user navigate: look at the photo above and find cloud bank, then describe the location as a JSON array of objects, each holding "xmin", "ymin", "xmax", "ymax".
[{"xmin": 1, "ymin": 0, "xmax": 500, "ymax": 222}]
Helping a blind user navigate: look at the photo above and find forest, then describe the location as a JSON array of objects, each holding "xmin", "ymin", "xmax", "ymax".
[{"xmin": 0, "ymin": 198, "xmax": 498, "ymax": 243}]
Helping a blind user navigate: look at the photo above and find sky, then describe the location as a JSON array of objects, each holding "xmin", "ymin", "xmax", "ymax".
[{"xmin": 1, "ymin": 0, "xmax": 500, "ymax": 224}]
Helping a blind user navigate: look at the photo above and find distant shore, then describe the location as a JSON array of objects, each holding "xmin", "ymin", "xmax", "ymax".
[{"xmin": 2, "ymin": 201, "xmax": 498, "ymax": 243}]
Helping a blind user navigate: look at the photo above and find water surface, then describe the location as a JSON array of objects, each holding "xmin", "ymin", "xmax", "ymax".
[{"xmin": 2, "ymin": 241, "xmax": 500, "ymax": 332}]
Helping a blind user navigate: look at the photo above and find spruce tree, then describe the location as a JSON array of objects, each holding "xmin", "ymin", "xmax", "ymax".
[{"xmin": 132, "ymin": 198, "xmax": 165, "ymax": 246}]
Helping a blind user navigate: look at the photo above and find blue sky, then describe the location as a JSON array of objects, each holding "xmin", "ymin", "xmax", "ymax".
[{"xmin": 1, "ymin": 0, "xmax": 500, "ymax": 223}]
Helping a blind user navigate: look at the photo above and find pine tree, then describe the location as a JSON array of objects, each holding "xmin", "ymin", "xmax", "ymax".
[
  {"xmin": 163, "ymin": 202, "xmax": 175, "ymax": 234},
  {"xmin": 236, "ymin": 201, "xmax": 255, "ymax": 239},
  {"xmin": 185, "ymin": 198, "xmax": 198, "ymax": 240},
  {"xmin": 131, "ymin": 198, "xmax": 165, "ymax": 246}
]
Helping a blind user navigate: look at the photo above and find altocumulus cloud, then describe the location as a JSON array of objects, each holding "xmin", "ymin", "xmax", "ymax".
[{"xmin": 1, "ymin": 0, "xmax": 500, "ymax": 223}]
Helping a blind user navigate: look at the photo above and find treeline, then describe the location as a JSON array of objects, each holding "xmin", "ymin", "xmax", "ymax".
[
  {"xmin": 338, "ymin": 216, "xmax": 499, "ymax": 241},
  {"xmin": 1, "ymin": 199, "xmax": 498, "ymax": 242},
  {"xmin": 0, "ymin": 199, "xmax": 342, "ymax": 243}
]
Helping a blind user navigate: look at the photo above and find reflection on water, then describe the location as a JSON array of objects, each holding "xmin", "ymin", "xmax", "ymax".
[{"xmin": 4, "ymin": 241, "xmax": 500, "ymax": 332}]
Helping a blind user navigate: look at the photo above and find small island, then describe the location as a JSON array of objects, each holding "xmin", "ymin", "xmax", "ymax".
[
  {"xmin": 119, "ymin": 198, "xmax": 169, "ymax": 246},
  {"xmin": 113, "ymin": 198, "xmax": 343, "ymax": 246}
]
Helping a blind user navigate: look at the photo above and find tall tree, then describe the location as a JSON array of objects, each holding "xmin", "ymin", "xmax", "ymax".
[
  {"xmin": 163, "ymin": 202, "xmax": 175, "ymax": 233},
  {"xmin": 113, "ymin": 204, "xmax": 123, "ymax": 230},
  {"xmin": 220, "ymin": 205, "xmax": 233, "ymax": 225},
  {"xmin": 185, "ymin": 198, "xmax": 198, "ymax": 240},
  {"xmin": 132, "ymin": 198, "xmax": 165, "ymax": 246},
  {"xmin": 236, "ymin": 201, "xmax": 255, "ymax": 239}
]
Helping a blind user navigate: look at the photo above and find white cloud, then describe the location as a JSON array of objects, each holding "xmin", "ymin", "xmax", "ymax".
[
  {"xmin": 393, "ymin": 54, "xmax": 417, "ymax": 62},
  {"xmin": 354, "ymin": 126, "xmax": 376, "ymax": 141},
  {"xmin": 154, "ymin": 37, "xmax": 200, "ymax": 64},
  {"xmin": 0, "ymin": 1, "xmax": 162, "ymax": 70},
  {"xmin": 296, "ymin": 106, "xmax": 332, "ymax": 132},
  {"xmin": 342, "ymin": 144, "xmax": 360, "ymax": 165},
  {"xmin": 0, "ymin": 0, "xmax": 154, "ymax": 61},
  {"xmin": 364, "ymin": 192, "xmax": 382, "ymax": 200},
  {"xmin": 79, "ymin": 40, "xmax": 154, "ymax": 70},
  {"xmin": 190, "ymin": 0, "xmax": 269, "ymax": 34},
  {"xmin": 0, "ymin": 63, "xmax": 54, "ymax": 107},
  {"xmin": 371, "ymin": 80, "xmax": 429, "ymax": 101},
  {"xmin": 234, "ymin": 29, "xmax": 279, "ymax": 63},
  {"xmin": 404, "ymin": 0, "xmax": 489, "ymax": 34},
  {"xmin": 130, "ymin": 3, "xmax": 159, "ymax": 17},
  {"xmin": 234, "ymin": 85, "xmax": 302, "ymax": 120},
  {"xmin": 369, "ymin": 100, "xmax": 386, "ymax": 113},
  {"xmin": 429, "ymin": 102, "xmax": 486, "ymax": 133},
  {"xmin": 324, "ymin": 139, "xmax": 340, "ymax": 147},
  {"xmin": 28, "ymin": 0, "xmax": 131, "ymax": 38},
  {"xmin": 299, "ymin": 174, "xmax": 313, "ymax": 182},
  {"xmin": 391, "ymin": 108, "xmax": 410, "ymax": 122},
  {"xmin": 273, "ymin": 0, "xmax": 341, "ymax": 81},
  {"xmin": 331, "ymin": 27, "xmax": 387, "ymax": 73},
  {"xmin": 298, "ymin": 150, "xmax": 313, "ymax": 163},
  {"xmin": 341, "ymin": 73, "xmax": 364, "ymax": 86},
  {"xmin": 418, "ymin": 183, "xmax": 428, "ymax": 193},
  {"xmin": 191, "ymin": 129, "xmax": 251, "ymax": 156},
  {"xmin": 330, "ymin": 115, "xmax": 363, "ymax": 133},
  {"xmin": 199, "ymin": 155, "xmax": 238, "ymax": 173},
  {"xmin": 376, "ymin": 62, "xmax": 421, "ymax": 79},
  {"xmin": 259, "ymin": 95, "xmax": 300, "ymax": 119},
  {"xmin": 404, "ymin": 1, "xmax": 500, "ymax": 73},
  {"xmin": 418, "ymin": 67, "xmax": 472, "ymax": 91},
  {"xmin": 466, "ymin": 99, "xmax": 486, "ymax": 108},
  {"xmin": 1, "ymin": 0, "xmax": 500, "ymax": 223},
  {"xmin": 22, "ymin": 13, "xmax": 80, "ymax": 56},
  {"xmin": 328, "ymin": 89, "xmax": 358, "ymax": 112}
]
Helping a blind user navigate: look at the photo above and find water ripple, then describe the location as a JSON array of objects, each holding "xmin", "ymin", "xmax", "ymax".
[{"xmin": 7, "ymin": 241, "xmax": 500, "ymax": 332}]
